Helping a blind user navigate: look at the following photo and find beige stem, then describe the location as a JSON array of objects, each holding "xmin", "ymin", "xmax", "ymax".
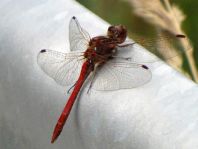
[{"xmin": 164, "ymin": 0, "xmax": 198, "ymax": 82}]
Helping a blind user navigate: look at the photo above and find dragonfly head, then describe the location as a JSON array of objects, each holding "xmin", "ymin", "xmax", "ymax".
[{"xmin": 107, "ymin": 25, "xmax": 127, "ymax": 44}]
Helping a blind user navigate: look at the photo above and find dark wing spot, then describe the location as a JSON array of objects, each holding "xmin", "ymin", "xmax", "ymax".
[
  {"xmin": 40, "ymin": 49, "xmax": 46, "ymax": 53},
  {"xmin": 176, "ymin": 34, "xmax": 186, "ymax": 38},
  {"xmin": 72, "ymin": 16, "xmax": 76, "ymax": 20},
  {"xmin": 142, "ymin": 65, "xmax": 149, "ymax": 70}
]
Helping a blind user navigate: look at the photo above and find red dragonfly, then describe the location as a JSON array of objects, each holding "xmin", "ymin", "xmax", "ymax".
[{"xmin": 37, "ymin": 16, "xmax": 186, "ymax": 143}]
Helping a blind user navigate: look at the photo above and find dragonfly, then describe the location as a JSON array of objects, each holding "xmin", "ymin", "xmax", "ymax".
[{"xmin": 37, "ymin": 16, "xmax": 186, "ymax": 143}]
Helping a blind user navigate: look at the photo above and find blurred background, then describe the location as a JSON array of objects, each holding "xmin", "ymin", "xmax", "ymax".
[{"xmin": 76, "ymin": 0, "xmax": 198, "ymax": 83}]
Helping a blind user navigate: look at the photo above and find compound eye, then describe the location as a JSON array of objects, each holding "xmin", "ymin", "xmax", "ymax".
[{"xmin": 108, "ymin": 26, "xmax": 114, "ymax": 31}]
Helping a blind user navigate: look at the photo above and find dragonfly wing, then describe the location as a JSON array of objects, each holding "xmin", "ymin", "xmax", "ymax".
[
  {"xmin": 91, "ymin": 60, "xmax": 152, "ymax": 91},
  {"xmin": 37, "ymin": 49, "xmax": 85, "ymax": 86},
  {"xmin": 132, "ymin": 33, "xmax": 191, "ymax": 62},
  {"xmin": 116, "ymin": 33, "xmax": 191, "ymax": 64},
  {"xmin": 69, "ymin": 16, "xmax": 90, "ymax": 51},
  {"xmin": 116, "ymin": 43, "xmax": 159, "ymax": 64}
]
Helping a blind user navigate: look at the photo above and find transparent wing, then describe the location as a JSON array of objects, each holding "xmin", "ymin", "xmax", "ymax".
[
  {"xmin": 137, "ymin": 34, "xmax": 190, "ymax": 60},
  {"xmin": 91, "ymin": 60, "xmax": 151, "ymax": 91},
  {"xmin": 137, "ymin": 33, "xmax": 190, "ymax": 62},
  {"xmin": 37, "ymin": 49, "xmax": 85, "ymax": 86},
  {"xmin": 69, "ymin": 16, "xmax": 90, "ymax": 52},
  {"xmin": 116, "ymin": 43, "xmax": 158, "ymax": 64},
  {"xmin": 117, "ymin": 33, "xmax": 191, "ymax": 63}
]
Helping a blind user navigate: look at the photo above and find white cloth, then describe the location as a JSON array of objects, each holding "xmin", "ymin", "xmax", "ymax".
[{"xmin": 0, "ymin": 0, "xmax": 198, "ymax": 148}]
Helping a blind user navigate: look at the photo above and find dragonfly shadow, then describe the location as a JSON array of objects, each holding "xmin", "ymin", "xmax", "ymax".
[{"xmin": 73, "ymin": 84, "xmax": 89, "ymax": 148}]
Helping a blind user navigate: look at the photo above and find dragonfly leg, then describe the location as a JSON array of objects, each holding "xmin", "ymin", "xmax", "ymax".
[
  {"xmin": 112, "ymin": 56, "xmax": 133, "ymax": 61},
  {"xmin": 117, "ymin": 42, "xmax": 136, "ymax": 48},
  {"xmin": 87, "ymin": 68, "xmax": 97, "ymax": 94},
  {"xmin": 67, "ymin": 82, "xmax": 77, "ymax": 94}
]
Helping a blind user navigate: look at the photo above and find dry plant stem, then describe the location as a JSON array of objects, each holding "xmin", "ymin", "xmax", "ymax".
[
  {"xmin": 181, "ymin": 39, "xmax": 198, "ymax": 82},
  {"xmin": 164, "ymin": 0, "xmax": 172, "ymax": 11},
  {"xmin": 164, "ymin": 0, "xmax": 198, "ymax": 82},
  {"xmin": 126, "ymin": 0, "xmax": 198, "ymax": 82}
]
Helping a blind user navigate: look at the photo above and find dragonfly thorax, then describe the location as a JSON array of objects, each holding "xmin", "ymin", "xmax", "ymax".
[{"xmin": 85, "ymin": 36, "xmax": 118, "ymax": 64}]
